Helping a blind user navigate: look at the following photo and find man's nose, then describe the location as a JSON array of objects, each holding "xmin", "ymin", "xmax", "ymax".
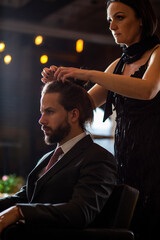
[{"xmin": 39, "ymin": 114, "xmax": 46, "ymax": 125}]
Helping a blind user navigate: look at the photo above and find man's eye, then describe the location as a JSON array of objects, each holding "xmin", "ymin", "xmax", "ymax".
[{"xmin": 46, "ymin": 110, "xmax": 54, "ymax": 114}]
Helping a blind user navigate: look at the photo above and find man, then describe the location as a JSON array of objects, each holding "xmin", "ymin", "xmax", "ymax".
[{"xmin": 0, "ymin": 81, "xmax": 116, "ymax": 238}]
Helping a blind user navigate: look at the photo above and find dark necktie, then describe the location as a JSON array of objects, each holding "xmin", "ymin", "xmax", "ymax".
[{"xmin": 45, "ymin": 147, "xmax": 63, "ymax": 172}]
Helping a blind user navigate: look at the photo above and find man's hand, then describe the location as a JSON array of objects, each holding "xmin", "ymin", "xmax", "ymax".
[{"xmin": 0, "ymin": 206, "xmax": 23, "ymax": 234}]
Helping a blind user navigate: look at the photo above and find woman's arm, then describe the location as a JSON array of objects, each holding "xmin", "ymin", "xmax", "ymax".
[
  {"xmin": 88, "ymin": 59, "xmax": 120, "ymax": 108},
  {"xmin": 89, "ymin": 47, "xmax": 160, "ymax": 100},
  {"xmin": 54, "ymin": 47, "xmax": 160, "ymax": 100}
]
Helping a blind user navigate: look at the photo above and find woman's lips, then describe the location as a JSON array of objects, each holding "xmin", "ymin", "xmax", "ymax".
[{"xmin": 114, "ymin": 33, "xmax": 121, "ymax": 37}]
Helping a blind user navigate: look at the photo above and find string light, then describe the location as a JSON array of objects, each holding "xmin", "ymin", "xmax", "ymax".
[
  {"xmin": 4, "ymin": 55, "xmax": 12, "ymax": 64},
  {"xmin": 40, "ymin": 55, "xmax": 48, "ymax": 64},
  {"xmin": 76, "ymin": 39, "xmax": 84, "ymax": 53},
  {"xmin": 0, "ymin": 42, "xmax": 5, "ymax": 52}
]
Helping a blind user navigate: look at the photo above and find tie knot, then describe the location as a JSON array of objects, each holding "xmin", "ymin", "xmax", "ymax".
[
  {"xmin": 54, "ymin": 147, "xmax": 63, "ymax": 157},
  {"xmin": 45, "ymin": 147, "xmax": 63, "ymax": 172}
]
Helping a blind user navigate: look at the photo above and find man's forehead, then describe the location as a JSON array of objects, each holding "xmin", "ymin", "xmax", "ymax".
[
  {"xmin": 41, "ymin": 92, "xmax": 60, "ymax": 103},
  {"xmin": 40, "ymin": 92, "xmax": 61, "ymax": 109}
]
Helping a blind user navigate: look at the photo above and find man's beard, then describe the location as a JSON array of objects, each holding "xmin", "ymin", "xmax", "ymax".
[{"xmin": 44, "ymin": 119, "xmax": 71, "ymax": 145}]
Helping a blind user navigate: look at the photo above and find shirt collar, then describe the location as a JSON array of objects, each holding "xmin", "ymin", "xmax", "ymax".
[{"xmin": 57, "ymin": 132, "xmax": 87, "ymax": 155}]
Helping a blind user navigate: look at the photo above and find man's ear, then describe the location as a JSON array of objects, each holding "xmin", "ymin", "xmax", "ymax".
[{"xmin": 70, "ymin": 108, "xmax": 79, "ymax": 123}]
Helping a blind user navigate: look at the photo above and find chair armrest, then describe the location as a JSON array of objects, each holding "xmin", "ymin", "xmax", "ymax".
[{"xmin": 80, "ymin": 228, "xmax": 135, "ymax": 240}]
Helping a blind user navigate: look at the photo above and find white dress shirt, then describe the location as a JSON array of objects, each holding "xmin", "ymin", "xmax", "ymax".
[{"xmin": 56, "ymin": 132, "xmax": 87, "ymax": 162}]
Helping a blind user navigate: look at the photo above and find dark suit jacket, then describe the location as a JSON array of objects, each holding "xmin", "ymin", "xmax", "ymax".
[{"xmin": 0, "ymin": 135, "xmax": 117, "ymax": 228}]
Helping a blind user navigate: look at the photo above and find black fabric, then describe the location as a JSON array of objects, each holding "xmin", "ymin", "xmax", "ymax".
[
  {"xmin": 103, "ymin": 35, "xmax": 160, "ymax": 239},
  {"xmin": 1, "ymin": 223, "xmax": 135, "ymax": 240},
  {"xmin": 122, "ymin": 35, "xmax": 159, "ymax": 64},
  {"xmin": 114, "ymin": 63, "xmax": 160, "ymax": 240},
  {"xmin": 103, "ymin": 35, "xmax": 160, "ymax": 121}
]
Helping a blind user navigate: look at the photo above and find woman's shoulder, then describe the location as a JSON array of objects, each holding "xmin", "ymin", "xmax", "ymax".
[
  {"xmin": 105, "ymin": 58, "xmax": 120, "ymax": 73},
  {"xmin": 147, "ymin": 44, "xmax": 160, "ymax": 65},
  {"xmin": 150, "ymin": 44, "xmax": 160, "ymax": 58}
]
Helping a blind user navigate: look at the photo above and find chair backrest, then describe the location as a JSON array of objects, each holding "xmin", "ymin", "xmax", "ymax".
[{"xmin": 91, "ymin": 184, "xmax": 139, "ymax": 229}]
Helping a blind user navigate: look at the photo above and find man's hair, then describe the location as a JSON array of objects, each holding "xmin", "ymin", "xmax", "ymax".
[
  {"xmin": 107, "ymin": 0, "xmax": 158, "ymax": 38},
  {"xmin": 41, "ymin": 81, "xmax": 94, "ymax": 131}
]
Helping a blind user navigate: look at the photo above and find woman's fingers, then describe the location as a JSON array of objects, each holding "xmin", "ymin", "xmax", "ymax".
[
  {"xmin": 50, "ymin": 65, "xmax": 58, "ymax": 72},
  {"xmin": 41, "ymin": 65, "xmax": 88, "ymax": 84},
  {"xmin": 41, "ymin": 67, "xmax": 56, "ymax": 83},
  {"xmin": 54, "ymin": 67, "xmax": 76, "ymax": 82}
]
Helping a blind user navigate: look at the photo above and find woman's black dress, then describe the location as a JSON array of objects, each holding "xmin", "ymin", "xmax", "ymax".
[{"xmin": 112, "ymin": 58, "xmax": 160, "ymax": 239}]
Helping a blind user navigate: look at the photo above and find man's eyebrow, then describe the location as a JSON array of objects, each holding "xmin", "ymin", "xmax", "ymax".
[{"xmin": 40, "ymin": 107, "xmax": 54, "ymax": 113}]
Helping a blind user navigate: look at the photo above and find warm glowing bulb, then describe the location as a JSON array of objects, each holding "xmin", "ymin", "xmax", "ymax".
[
  {"xmin": 0, "ymin": 42, "xmax": 5, "ymax": 52},
  {"xmin": 4, "ymin": 55, "xmax": 12, "ymax": 64},
  {"xmin": 40, "ymin": 55, "xmax": 48, "ymax": 64},
  {"xmin": 76, "ymin": 39, "xmax": 84, "ymax": 53},
  {"xmin": 35, "ymin": 35, "xmax": 43, "ymax": 45}
]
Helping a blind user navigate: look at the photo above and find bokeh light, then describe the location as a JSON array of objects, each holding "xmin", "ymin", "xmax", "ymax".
[
  {"xmin": 0, "ymin": 42, "xmax": 5, "ymax": 52},
  {"xmin": 76, "ymin": 39, "xmax": 84, "ymax": 53},
  {"xmin": 40, "ymin": 54, "xmax": 48, "ymax": 64},
  {"xmin": 35, "ymin": 35, "xmax": 43, "ymax": 45},
  {"xmin": 4, "ymin": 55, "xmax": 12, "ymax": 64}
]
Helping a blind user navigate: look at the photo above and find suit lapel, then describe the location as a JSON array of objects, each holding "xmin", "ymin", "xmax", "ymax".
[
  {"xmin": 27, "ymin": 151, "xmax": 54, "ymax": 202},
  {"xmin": 28, "ymin": 135, "xmax": 93, "ymax": 202}
]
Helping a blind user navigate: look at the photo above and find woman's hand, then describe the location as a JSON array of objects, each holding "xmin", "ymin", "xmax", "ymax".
[
  {"xmin": 41, "ymin": 65, "xmax": 58, "ymax": 83},
  {"xmin": 41, "ymin": 65, "xmax": 92, "ymax": 84},
  {"xmin": 54, "ymin": 67, "xmax": 91, "ymax": 82}
]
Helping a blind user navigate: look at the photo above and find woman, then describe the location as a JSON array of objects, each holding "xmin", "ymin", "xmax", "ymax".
[{"xmin": 41, "ymin": 0, "xmax": 160, "ymax": 239}]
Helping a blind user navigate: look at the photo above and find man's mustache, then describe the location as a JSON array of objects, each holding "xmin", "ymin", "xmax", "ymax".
[{"xmin": 41, "ymin": 126, "xmax": 52, "ymax": 132}]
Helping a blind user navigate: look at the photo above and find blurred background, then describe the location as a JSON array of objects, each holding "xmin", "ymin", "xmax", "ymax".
[{"xmin": 0, "ymin": 0, "xmax": 159, "ymax": 179}]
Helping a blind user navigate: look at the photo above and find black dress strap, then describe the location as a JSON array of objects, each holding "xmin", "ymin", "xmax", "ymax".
[{"xmin": 103, "ymin": 59, "xmax": 124, "ymax": 122}]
